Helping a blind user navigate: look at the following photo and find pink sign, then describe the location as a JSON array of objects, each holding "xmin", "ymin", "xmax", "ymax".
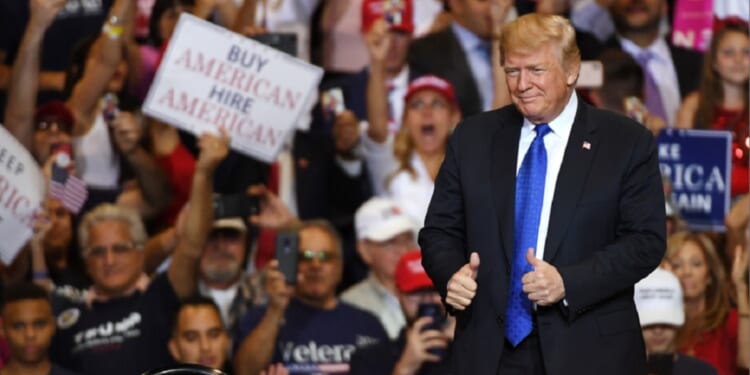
[{"xmin": 672, "ymin": 0, "xmax": 714, "ymax": 52}]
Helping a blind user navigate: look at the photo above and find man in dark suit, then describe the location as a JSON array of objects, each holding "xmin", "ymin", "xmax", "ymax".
[
  {"xmin": 407, "ymin": 0, "xmax": 502, "ymax": 117},
  {"xmin": 419, "ymin": 13, "xmax": 666, "ymax": 375},
  {"xmin": 603, "ymin": 0, "xmax": 703, "ymax": 127}
]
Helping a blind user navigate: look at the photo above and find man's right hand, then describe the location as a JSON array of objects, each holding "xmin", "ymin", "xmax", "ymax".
[
  {"xmin": 264, "ymin": 260, "xmax": 293, "ymax": 313},
  {"xmin": 445, "ymin": 252, "xmax": 480, "ymax": 310},
  {"xmin": 364, "ymin": 19, "xmax": 391, "ymax": 64},
  {"xmin": 393, "ymin": 317, "xmax": 449, "ymax": 375},
  {"xmin": 29, "ymin": 0, "xmax": 66, "ymax": 31}
]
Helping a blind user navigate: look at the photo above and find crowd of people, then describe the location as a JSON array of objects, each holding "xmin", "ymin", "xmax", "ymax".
[{"xmin": 0, "ymin": 0, "xmax": 746, "ymax": 374}]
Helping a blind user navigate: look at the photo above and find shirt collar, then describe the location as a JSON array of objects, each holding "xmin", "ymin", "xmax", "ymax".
[
  {"xmin": 617, "ymin": 36, "xmax": 671, "ymax": 64},
  {"xmin": 451, "ymin": 21, "xmax": 486, "ymax": 52},
  {"xmin": 522, "ymin": 92, "xmax": 578, "ymax": 137}
]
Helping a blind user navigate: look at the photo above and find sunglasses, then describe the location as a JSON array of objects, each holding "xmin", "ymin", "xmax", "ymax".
[
  {"xmin": 298, "ymin": 249, "xmax": 339, "ymax": 263},
  {"xmin": 36, "ymin": 120, "xmax": 73, "ymax": 134}
]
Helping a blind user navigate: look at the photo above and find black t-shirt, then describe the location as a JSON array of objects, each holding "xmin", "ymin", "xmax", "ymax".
[
  {"xmin": 674, "ymin": 354, "xmax": 718, "ymax": 375},
  {"xmin": 49, "ymin": 363, "xmax": 81, "ymax": 375},
  {"xmin": 349, "ymin": 328, "xmax": 452, "ymax": 375},
  {"xmin": 49, "ymin": 274, "xmax": 179, "ymax": 375}
]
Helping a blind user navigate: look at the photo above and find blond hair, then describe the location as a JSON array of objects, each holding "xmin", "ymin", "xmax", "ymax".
[{"xmin": 500, "ymin": 13, "xmax": 581, "ymax": 72}]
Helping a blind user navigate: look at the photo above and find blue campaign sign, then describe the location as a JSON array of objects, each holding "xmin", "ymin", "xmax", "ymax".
[{"xmin": 657, "ymin": 129, "xmax": 731, "ymax": 231}]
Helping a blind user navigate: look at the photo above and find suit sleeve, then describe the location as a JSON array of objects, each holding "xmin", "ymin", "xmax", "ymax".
[
  {"xmin": 419, "ymin": 126, "xmax": 470, "ymax": 303},
  {"xmin": 558, "ymin": 128, "xmax": 666, "ymax": 321}
]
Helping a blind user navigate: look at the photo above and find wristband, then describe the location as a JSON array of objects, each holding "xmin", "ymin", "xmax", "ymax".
[
  {"xmin": 102, "ymin": 20, "xmax": 124, "ymax": 40},
  {"xmin": 33, "ymin": 270, "xmax": 49, "ymax": 279}
]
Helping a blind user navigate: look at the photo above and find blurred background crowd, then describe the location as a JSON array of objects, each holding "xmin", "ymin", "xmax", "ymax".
[{"xmin": 0, "ymin": 0, "xmax": 747, "ymax": 374}]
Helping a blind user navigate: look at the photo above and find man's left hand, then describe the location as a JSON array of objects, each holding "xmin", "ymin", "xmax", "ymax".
[{"xmin": 522, "ymin": 249, "xmax": 565, "ymax": 306}]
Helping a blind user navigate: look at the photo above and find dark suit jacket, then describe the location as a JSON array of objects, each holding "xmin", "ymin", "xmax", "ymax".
[
  {"xmin": 408, "ymin": 27, "xmax": 483, "ymax": 117},
  {"xmin": 419, "ymin": 99, "xmax": 666, "ymax": 375},
  {"xmin": 602, "ymin": 37, "xmax": 704, "ymax": 99}
]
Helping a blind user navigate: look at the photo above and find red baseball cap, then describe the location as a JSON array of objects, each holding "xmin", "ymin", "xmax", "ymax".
[
  {"xmin": 404, "ymin": 75, "xmax": 460, "ymax": 110},
  {"xmin": 362, "ymin": 0, "xmax": 414, "ymax": 34},
  {"xmin": 395, "ymin": 251, "xmax": 434, "ymax": 294}
]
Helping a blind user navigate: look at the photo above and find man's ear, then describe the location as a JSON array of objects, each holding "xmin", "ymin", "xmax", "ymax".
[
  {"xmin": 566, "ymin": 61, "xmax": 581, "ymax": 87},
  {"xmin": 168, "ymin": 338, "xmax": 181, "ymax": 362},
  {"xmin": 356, "ymin": 241, "xmax": 372, "ymax": 265}
]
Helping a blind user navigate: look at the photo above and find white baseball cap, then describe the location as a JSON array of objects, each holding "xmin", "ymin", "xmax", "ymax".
[
  {"xmin": 355, "ymin": 197, "xmax": 416, "ymax": 242},
  {"xmin": 212, "ymin": 217, "xmax": 247, "ymax": 233},
  {"xmin": 634, "ymin": 268, "xmax": 685, "ymax": 327}
]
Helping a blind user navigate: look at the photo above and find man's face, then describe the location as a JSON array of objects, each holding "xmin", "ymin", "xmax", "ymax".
[
  {"xmin": 360, "ymin": 231, "xmax": 415, "ymax": 281},
  {"xmin": 385, "ymin": 30, "xmax": 411, "ymax": 74},
  {"xmin": 1, "ymin": 299, "xmax": 55, "ymax": 365},
  {"xmin": 32, "ymin": 116, "xmax": 72, "ymax": 162},
  {"xmin": 295, "ymin": 227, "xmax": 342, "ymax": 304},
  {"xmin": 609, "ymin": 0, "xmax": 664, "ymax": 34},
  {"xmin": 43, "ymin": 198, "xmax": 73, "ymax": 250},
  {"xmin": 84, "ymin": 220, "xmax": 144, "ymax": 296},
  {"xmin": 200, "ymin": 228, "xmax": 246, "ymax": 285},
  {"xmin": 404, "ymin": 90, "xmax": 459, "ymax": 155},
  {"xmin": 504, "ymin": 42, "xmax": 578, "ymax": 124},
  {"xmin": 399, "ymin": 289, "xmax": 443, "ymax": 323},
  {"xmin": 450, "ymin": 0, "xmax": 492, "ymax": 39},
  {"xmin": 169, "ymin": 305, "xmax": 229, "ymax": 369},
  {"xmin": 641, "ymin": 324, "xmax": 677, "ymax": 353}
]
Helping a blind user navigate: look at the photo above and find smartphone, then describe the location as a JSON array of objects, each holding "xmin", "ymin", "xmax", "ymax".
[
  {"xmin": 321, "ymin": 88, "xmax": 345, "ymax": 122},
  {"xmin": 418, "ymin": 303, "xmax": 446, "ymax": 357},
  {"xmin": 50, "ymin": 142, "xmax": 74, "ymax": 171},
  {"xmin": 102, "ymin": 93, "xmax": 119, "ymax": 124},
  {"xmin": 252, "ymin": 33, "xmax": 298, "ymax": 57},
  {"xmin": 576, "ymin": 60, "xmax": 604, "ymax": 88},
  {"xmin": 647, "ymin": 353, "xmax": 673, "ymax": 375},
  {"xmin": 212, "ymin": 193, "xmax": 260, "ymax": 219},
  {"xmin": 624, "ymin": 96, "xmax": 648, "ymax": 124},
  {"xmin": 275, "ymin": 230, "xmax": 299, "ymax": 284}
]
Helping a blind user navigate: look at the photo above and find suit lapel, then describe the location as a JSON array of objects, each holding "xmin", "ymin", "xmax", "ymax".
[
  {"xmin": 490, "ymin": 108, "xmax": 523, "ymax": 265},
  {"xmin": 445, "ymin": 28, "xmax": 482, "ymax": 116},
  {"xmin": 544, "ymin": 102, "xmax": 598, "ymax": 262}
]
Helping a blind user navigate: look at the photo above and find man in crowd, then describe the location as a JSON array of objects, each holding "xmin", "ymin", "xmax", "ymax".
[
  {"xmin": 234, "ymin": 220, "xmax": 388, "ymax": 375},
  {"xmin": 342, "ymin": 197, "xmax": 418, "ymax": 339},
  {"xmin": 605, "ymin": 0, "xmax": 702, "ymax": 126},
  {"xmin": 0, "ymin": 282, "xmax": 78, "ymax": 375},
  {"xmin": 350, "ymin": 251, "xmax": 453, "ymax": 375},
  {"xmin": 49, "ymin": 132, "xmax": 228, "ymax": 375},
  {"xmin": 169, "ymin": 296, "xmax": 231, "ymax": 371},
  {"xmin": 634, "ymin": 268, "xmax": 717, "ymax": 375},
  {"xmin": 199, "ymin": 215, "xmax": 265, "ymax": 338}
]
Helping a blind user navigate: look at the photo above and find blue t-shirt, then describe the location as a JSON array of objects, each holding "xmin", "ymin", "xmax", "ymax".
[{"xmin": 236, "ymin": 299, "xmax": 388, "ymax": 374}]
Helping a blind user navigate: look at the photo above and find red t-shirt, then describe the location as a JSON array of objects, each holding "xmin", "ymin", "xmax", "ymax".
[{"xmin": 680, "ymin": 309, "xmax": 739, "ymax": 375}]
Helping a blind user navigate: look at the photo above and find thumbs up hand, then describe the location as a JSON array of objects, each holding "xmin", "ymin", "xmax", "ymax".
[
  {"xmin": 522, "ymin": 248, "xmax": 566, "ymax": 306},
  {"xmin": 446, "ymin": 252, "xmax": 481, "ymax": 310}
]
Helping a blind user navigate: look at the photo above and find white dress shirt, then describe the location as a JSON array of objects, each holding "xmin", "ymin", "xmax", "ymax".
[
  {"xmin": 515, "ymin": 93, "xmax": 578, "ymax": 261},
  {"xmin": 618, "ymin": 37, "xmax": 681, "ymax": 127}
]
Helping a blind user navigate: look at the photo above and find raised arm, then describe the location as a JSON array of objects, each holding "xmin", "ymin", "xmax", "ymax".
[
  {"xmin": 65, "ymin": 0, "xmax": 135, "ymax": 136},
  {"xmin": 232, "ymin": 0, "xmax": 257, "ymax": 33},
  {"xmin": 4, "ymin": 0, "xmax": 66, "ymax": 150},
  {"xmin": 365, "ymin": 19, "xmax": 392, "ymax": 144},
  {"xmin": 167, "ymin": 131, "xmax": 229, "ymax": 298}
]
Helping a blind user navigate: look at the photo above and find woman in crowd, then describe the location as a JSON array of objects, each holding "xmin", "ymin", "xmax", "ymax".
[
  {"xmin": 666, "ymin": 231, "xmax": 749, "ymax": 375},
  {"xmin": 676, "ymin": 21, "xmax": 749, "ymax": 198}
]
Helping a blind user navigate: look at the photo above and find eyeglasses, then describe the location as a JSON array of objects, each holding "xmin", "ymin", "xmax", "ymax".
[
  {"xmin": 84, "ymin": 242, "xmax": 141, "ymax": 258},
  {"xmin": 209, "ymin": 228, "xmax": 244, "ymax": 241},
  {"xmin": 36, "ymin": 120, "xmax": 73, "ymax": 134},
  {"xmin": 298, "ymin": 249, "xmax": 338, "ymax": 263},
  {"xmin": 407, "ymin": 98, "xmax": 449, "ymax": 111}
]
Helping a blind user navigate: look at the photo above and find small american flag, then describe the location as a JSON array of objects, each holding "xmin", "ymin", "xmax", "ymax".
[
  {"xmin": 50, "ymin": 164, "xmax": 88, "ymax": 214},
  {"xmin": 582, "ymin": 141, "xmax": 591, "ymax": 150}
]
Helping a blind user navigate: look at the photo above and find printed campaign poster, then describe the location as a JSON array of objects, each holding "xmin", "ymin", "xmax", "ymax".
[
  {"xmin": 658, "ymin": 129, "xmax": 731, "ymax": 231},
  {"xmin": 144, "ymin": 13, "xmax": 323, "ymax": 163},
  {"xmin": 672, "ymin": 0, "xmax": 714, "ymax": 52},
  {"xmin": 0, "ymin": 125, "xmax": 45, "ymax": 264}
]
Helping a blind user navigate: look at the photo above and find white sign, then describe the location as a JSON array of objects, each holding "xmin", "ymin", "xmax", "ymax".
[
  {"xmin": 0, "ymin": 125, "xmax": 45, "ymax": 264},
  {"xmin": 144, "ymin": 14, "xmax": 323, "ymax": 163}
]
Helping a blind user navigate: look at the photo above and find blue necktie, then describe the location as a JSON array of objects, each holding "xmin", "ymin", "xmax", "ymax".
[{"xmin": 505, "ymin": 123, "xmax": 551, "ymax": 347}]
